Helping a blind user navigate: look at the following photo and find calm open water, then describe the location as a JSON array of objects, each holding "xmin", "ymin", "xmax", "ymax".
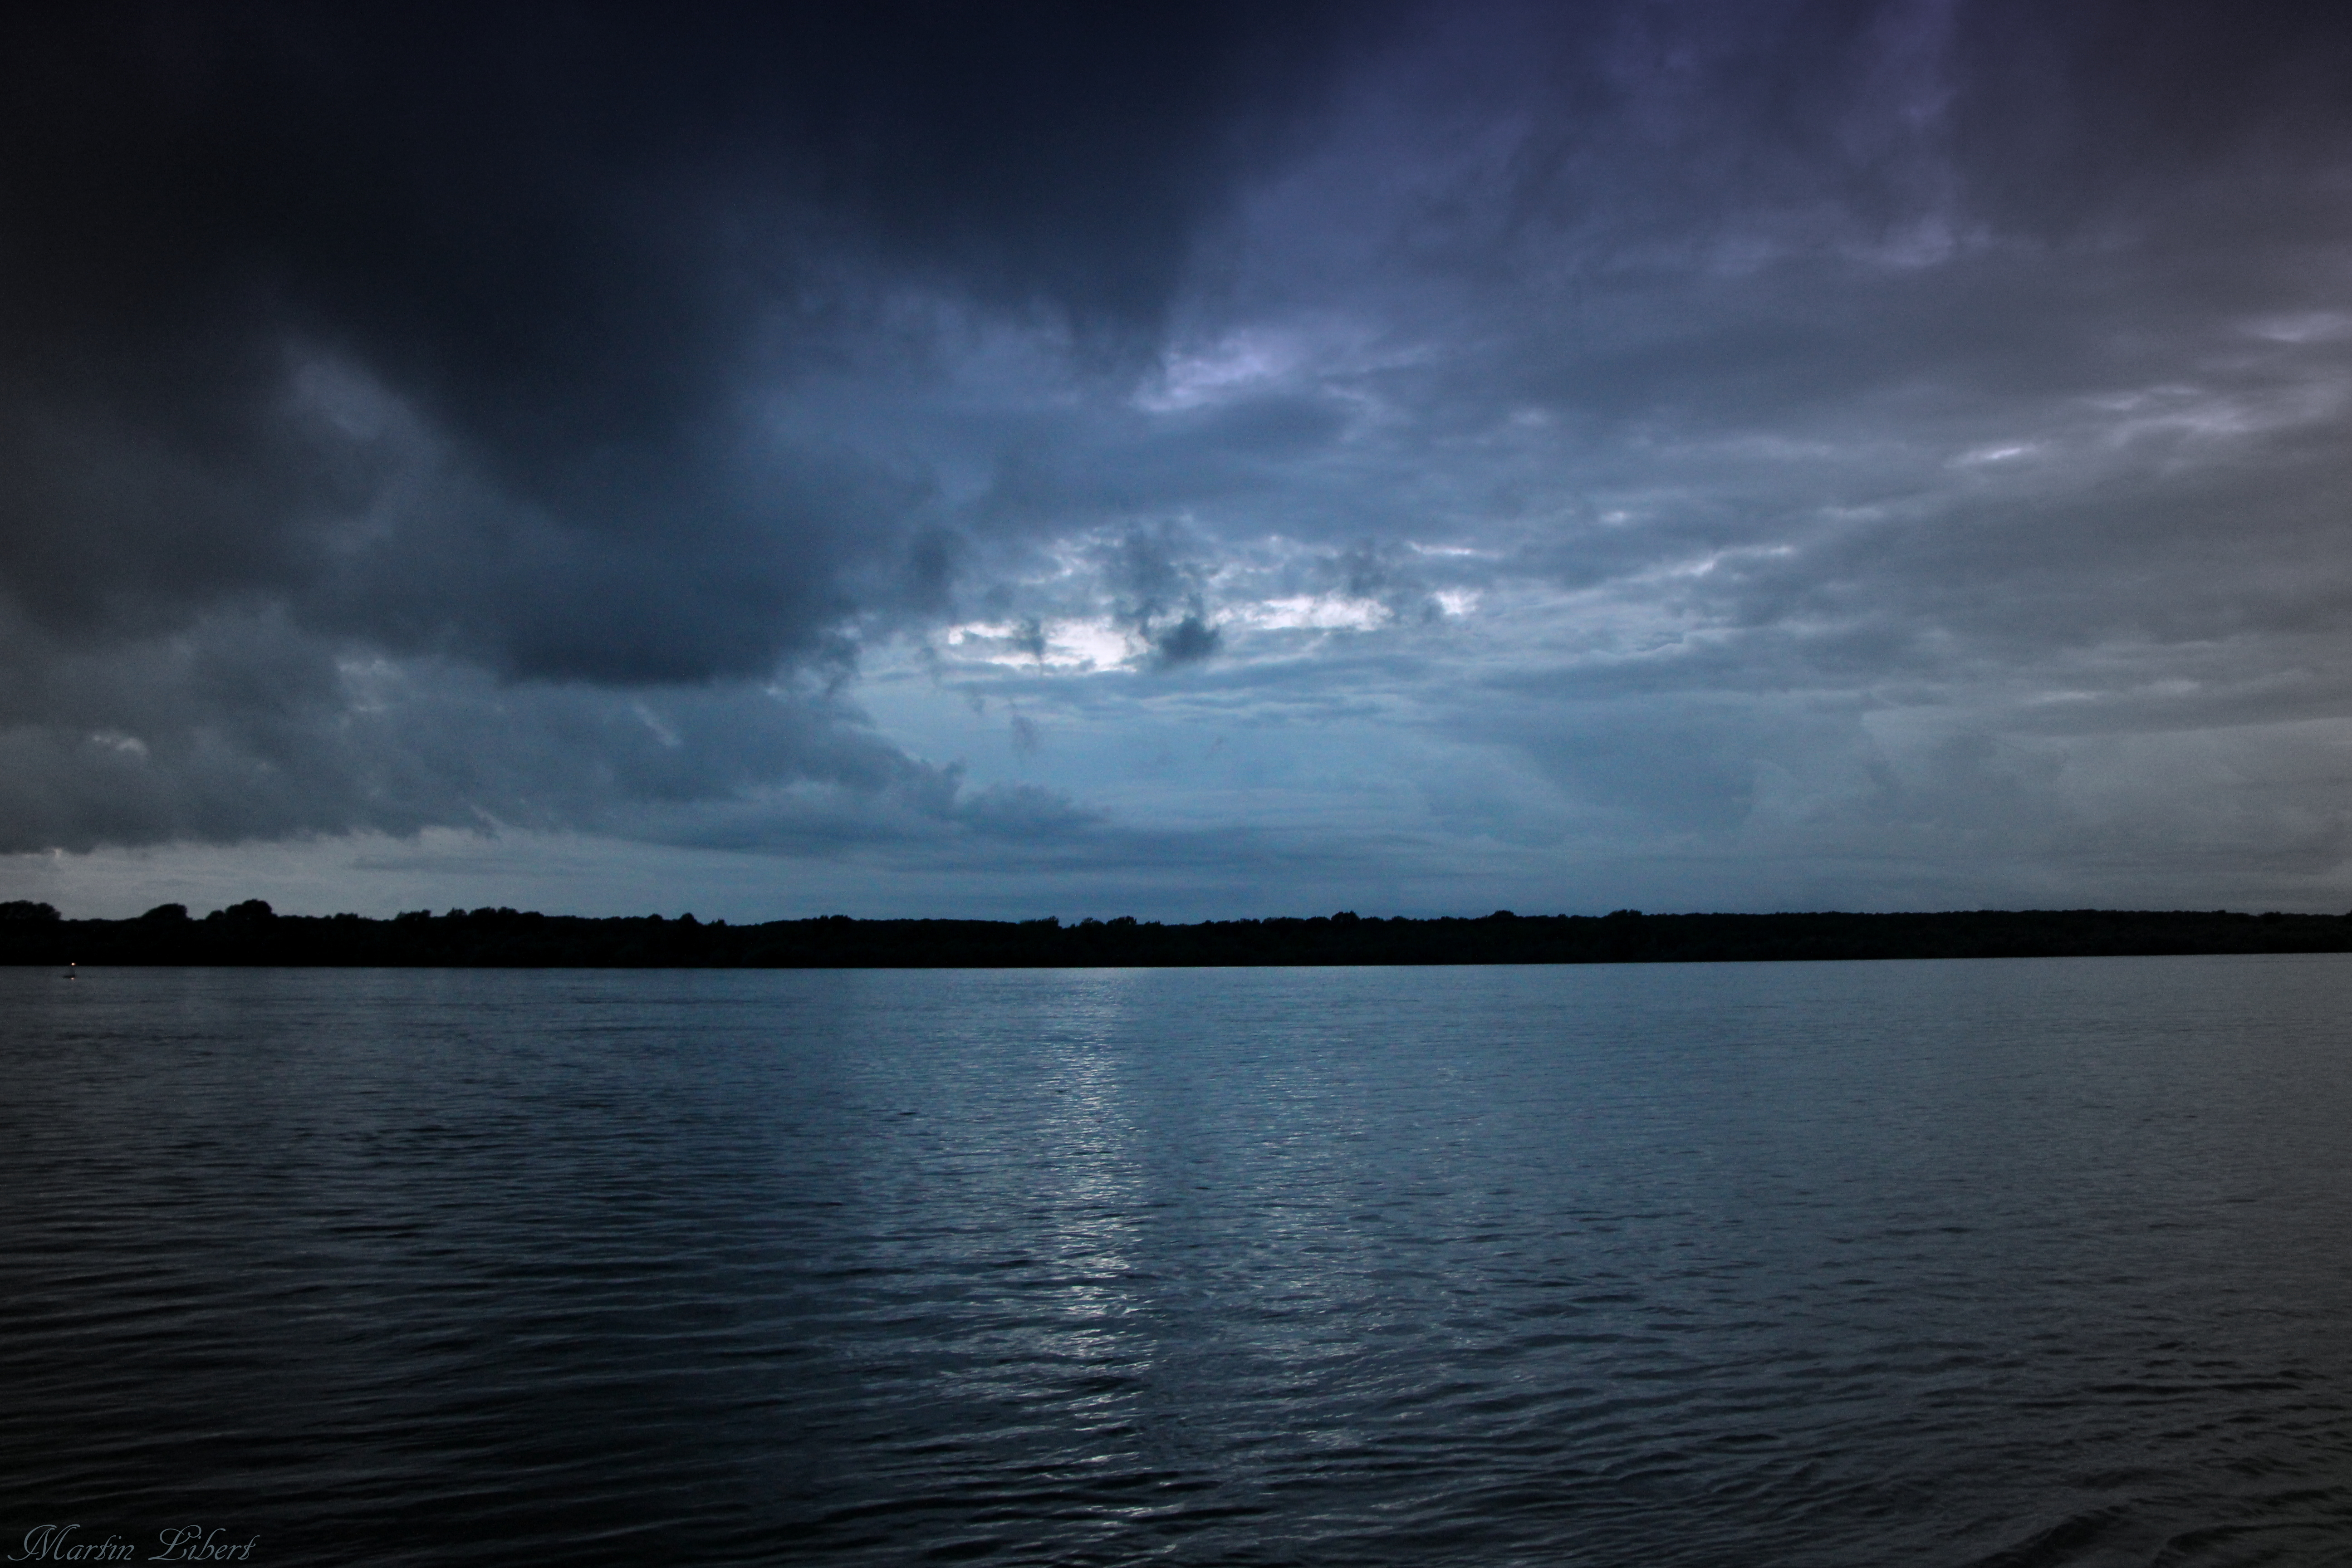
[{"xmin": 4, "ymin": 958, "xmax": 2350, "ymax": 1566}]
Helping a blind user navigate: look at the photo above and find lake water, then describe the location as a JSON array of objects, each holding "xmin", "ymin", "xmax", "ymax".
[{"xmin": 4, "ymin": 958, "xmax": 2350, "ymax": 1566}]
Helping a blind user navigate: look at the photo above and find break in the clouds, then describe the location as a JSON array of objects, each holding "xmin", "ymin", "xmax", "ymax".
[{"xmin": 8, "ymin": 0, "xmax": 2352, "ymax": 917}]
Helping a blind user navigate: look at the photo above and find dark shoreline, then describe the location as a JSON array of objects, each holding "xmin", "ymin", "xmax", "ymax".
[{"xmin": 7, "ymin": 903, "xmax": 2352, "ymax": 968}]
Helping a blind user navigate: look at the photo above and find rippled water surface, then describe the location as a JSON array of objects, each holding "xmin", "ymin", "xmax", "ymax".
[{"xmin": 5, "ymin": 959, "xmax": 2352, "ymax": 1565}]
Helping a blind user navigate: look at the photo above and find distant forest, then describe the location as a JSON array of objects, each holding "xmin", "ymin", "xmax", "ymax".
[{"xmin": 5, "ymin": 900, "xmax": 2352, "ymax": 967}]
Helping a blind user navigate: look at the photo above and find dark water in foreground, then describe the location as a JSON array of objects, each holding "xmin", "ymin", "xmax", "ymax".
[{"xmin": 4, "ymin": 960, "xmax": 2350, "ymax": 1567}]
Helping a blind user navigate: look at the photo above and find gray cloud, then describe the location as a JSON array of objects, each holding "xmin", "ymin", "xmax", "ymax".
[
  {"xmin": 0, "ymin": 3, "xmax": 1358, "ymax": 654},
  {"xmin": 11, "ymin": 1, "xmax": 2352, "ymax": 914},
  {"xmin": 0, "ymin": 2, "xmax": 1360, "ymax": 852}
]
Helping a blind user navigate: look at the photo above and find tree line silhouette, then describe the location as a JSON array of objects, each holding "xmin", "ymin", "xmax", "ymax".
[{"xmin": 6, "ymin": 900, "xmax": 2352, "ymax": 967}]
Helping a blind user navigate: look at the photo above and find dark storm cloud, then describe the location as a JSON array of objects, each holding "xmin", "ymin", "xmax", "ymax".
[
  {"xmin": 1943, "ymin": 0, "xmax": 2352, "ymax": 234},
  {"xmin": 0, "ymin": 0, "xmax": 1362, "ymax": 847},
  {"xmin": 0, "ymin": 1, "xmax": 1357, "ymax": 666},
  {"xmin": 1367, "ymin": 0, "xmax": 2352, "ymax": 266},
  {"xmin": 0, "ymin": 599, "xmax": 1105, "ymax": 855},
  {"xmin": 13, "ymin": 0, "xmax": 2352, "ymax": 906}
]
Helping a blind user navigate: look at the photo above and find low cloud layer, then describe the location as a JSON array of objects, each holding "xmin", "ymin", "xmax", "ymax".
[{"xmin": 8, "ymin": 2, "xmax": 2352, "ymax": 914}]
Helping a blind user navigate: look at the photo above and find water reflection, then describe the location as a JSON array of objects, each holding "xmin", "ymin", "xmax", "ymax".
[{"xmin": 4, "ymin": 960, "xmax": 2352, "ymax": 1564}]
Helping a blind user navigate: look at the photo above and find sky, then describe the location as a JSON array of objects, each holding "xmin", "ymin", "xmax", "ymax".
[{"xmin": 7, "ymin": 0, "xmax": 2352, "ymax": 921}]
